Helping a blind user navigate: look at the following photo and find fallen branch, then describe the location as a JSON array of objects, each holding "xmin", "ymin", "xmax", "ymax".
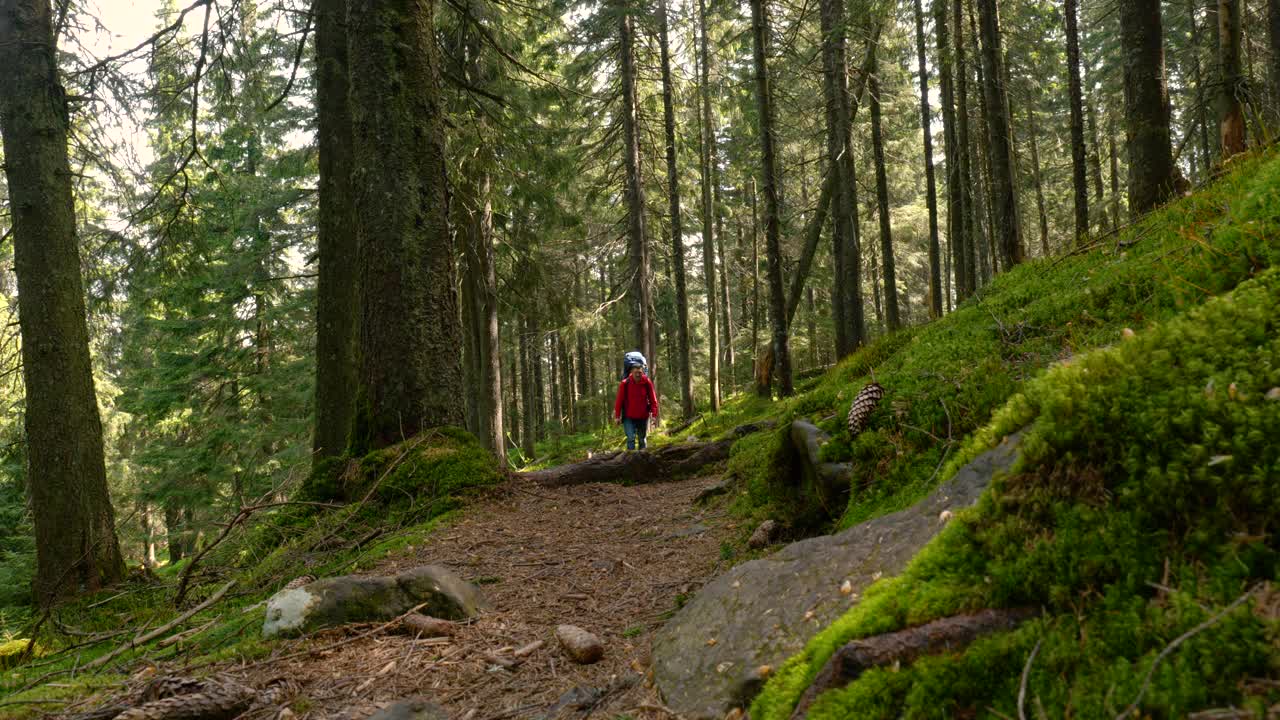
[
  {"xmin": 1018, "ymin": 638, "xmax": 1042, "ymax": 720},
  {"xmin": 791, "ymin": 608, "xmax": 1039, "ymax": 719},
  {"xmin": 85, "ymin": 579, "xmax": 235, "ymax": 672}
]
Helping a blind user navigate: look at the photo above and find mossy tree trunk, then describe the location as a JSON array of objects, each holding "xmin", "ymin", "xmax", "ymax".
[
  {"xmin": 1119, "ymin": 0, "xmax": 1176, "ymax": 215},
  {"xmin": 750, "ymin": 0, "xmax": 793, "ymax": 396},
  {"xmin": 312, "ymin": 0, "xmax": 359, "ymax": 461},
  {"xmin": 0, "ymin": 0, "xmax": 126, "ymax": 605},
  {"xmin": 347, "ymin": 0, "xmax": 463, "ymax": 451}
]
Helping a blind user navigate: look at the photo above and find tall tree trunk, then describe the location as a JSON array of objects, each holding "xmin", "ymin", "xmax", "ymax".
[
  {"xmin": 936, "ymin": 0, "xmax": 964, "ymax": 305},
  {"xmin": 822, "ymin": 0, "xmax": 865, "ymax": 354},
  {"xmin": 954, "ymin": 0, "xmax": 976, "ymax": 298},
  {"xmin": 750, "ymin": 178, "xmax": 761, "ymax": 383},
  {"xmin": 348, "ymin": 0, "xmax": 462, "ymax": 451},
  {"xmin": 912, "ymin": 0, "xmax": 942, "ymax": 318},
  {"xmin": 658, "ymin": 0, "xmax": 694, "ymax": 419},
  {"xmin": 1064, "ymin": 0, "xmax": 1090, "ymax": 241},
  {"xmin": 460, "ymin": 167, "xmax": 504, "ymax": 462},
  {"xmin": 868, "ymin": 43, "xmax": 901, "ymax": 330},
  {"xmin": 533, "ymin": 328, "xmax": 545, "ymax": 441},
  {"xmin": 574, "ymin": 269, "xmax": 589, "ymax": 432},
  {"xmin": 1084, "ymin": 53, "xmax": 1112, "ymax": 235},
  {"xmin": 975, "ymin": 0, "xmax": 1022, "ymax": 270},
  {"xmin": 519, "ymin": 316, "xmax": 536, "ymax": 460},
  {"xmin": 716, "ymin": 213, "xmax": 735, "ymax": 389},
  {"xmin": 313, "ymin": 0, "xmax": 359, "ymax": 461},
  {"xmin": 697, "ymin": 0, "xmax": 721, "ymax": 410},
  {"xmin": 806, "ymin": 286, "xmax": 818, "ymax": 368},
  {"xmin": 1027, "ymin": 108, "xmax": 1050, "ymax": 256},
  {"xmin": 750, "ymin": 0, "xmax": 793, "ymax": 395},
  {"xmin": 1119, "ymin": 0, "xmax": 1177, "ymax": 215},
  {"xmin": 1190, "ymin": 0, "xmax": 1214, "ymax": 176},
  {"xmin": 1109, "ymin": 115, "xmax": 1122, "ymax": 228},
  {"xmin": 1270, "ymin": 0, "xmax": 1280, "ymax": 127},
  {"xmin": 619, "ymin": 0, "xmax": 654, "ymax": 377},
  {"xmin": 1218, "ymin": 0, "xmax": 1246, "ymax": 158},
  {"xmin": 0, "ymin": 0, "xmax": 126, "ymax": 605}
]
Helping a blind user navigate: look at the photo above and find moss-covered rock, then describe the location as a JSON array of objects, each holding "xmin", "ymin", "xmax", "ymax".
[{"xmin": 750, "ymin": 264, "xmax": 1280, "ymax": 719}]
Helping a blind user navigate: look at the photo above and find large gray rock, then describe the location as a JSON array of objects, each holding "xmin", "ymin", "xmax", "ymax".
[
  {"xmin": 263, "ymin": 565, "xmax": 485, "ymax": 638},
  {"xmin": 651, "ymin": 433, "xmax": 1023, "ymax": 719},
  {"xmin": 367, "ymin": 698, "xmax": 448, "ymax": 720}
]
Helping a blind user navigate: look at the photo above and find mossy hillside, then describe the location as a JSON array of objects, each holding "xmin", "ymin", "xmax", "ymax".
[
  {"xmin": 749, "ymin": 265, "xmax": 1280, "ymax": 719},
  {"xmin": 0, "ymin": 430, "xmax": 498, "ymax": 716},
  {"xmin": 726, "ymin": 148, "xmax": 1280, "ymax": 532}
]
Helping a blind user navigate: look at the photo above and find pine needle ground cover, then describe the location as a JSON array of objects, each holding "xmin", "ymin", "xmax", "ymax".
[
  {"xmin": 0, "ymin": 431, "xmax": 498, "ymax": 714},
  {"xmin": 748, "ymin": 153, "xmax": 1280, "ymax": 716}
]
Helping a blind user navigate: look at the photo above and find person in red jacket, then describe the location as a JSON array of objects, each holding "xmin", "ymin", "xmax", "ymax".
[{"xmin": 614, "ymin": 364, "xmax": 659, "ymax": 450}]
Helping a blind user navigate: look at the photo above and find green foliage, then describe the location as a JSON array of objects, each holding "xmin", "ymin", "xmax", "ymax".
[{"xmin": 750, "ymin": 182, "xmax": 1280, "ymax": 719}]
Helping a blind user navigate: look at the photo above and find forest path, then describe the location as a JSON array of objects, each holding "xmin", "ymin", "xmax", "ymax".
[{"xmin": 240, "ymin": 473, "xmax": 736, "ymax": 719}]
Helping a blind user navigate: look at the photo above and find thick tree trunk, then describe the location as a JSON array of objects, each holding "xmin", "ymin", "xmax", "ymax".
[
  {"xmin": 658, "ymin": 0, "xmax": 694, "ymax": 420},
  {"xmin": 1027, "ymin": 108, "xmax": 1050, "ymax": 256},
  {"xmin": 1119, "ymin": 0, "xmax": 1177, "ymax": 215},
  {"xmin": 348, "ymin": 0, "xmax": 463, "ymax": 451},
  {"xmin": 1065, "ymin": 0, "xmax": 1089, "ymax": 241},
  {"xmin": 954, "ymin": 0, "xmax": 975, "ymax": 298},
  {"xmin": 868, "ymin": 45, "xmax": 901, "ymax": 331},
  {"xmin": 1218, "ymin": 0, "xmax": 1246, "ymax": 158},
  {"xmin": 750, "ymin": 0, "xmax": 793, "ymax": 395},
  {"xmin": 0, "ymin": 0, "xmax": 126, "ymax": 605},
  {"xmin": 975, "ymin": 0, "xmax": 1021, "ymax": 271},
  {"xmin": 697, "ymin": 0, "xmax": 721, "ymax": 411},
  {"xmin": 312, "ymin": 0, "xmax": 359, "ymax": 461},
  {"xmin": 912, "ymin": 0, "xmax": 942, "ymax": 319},
  {"xmin": 619, "ymin": 0, "xmax": 654, "ymax": 377}
]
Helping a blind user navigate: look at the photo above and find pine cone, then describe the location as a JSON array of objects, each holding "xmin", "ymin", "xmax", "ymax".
[
  {"xmin": 141, "ymin": 676, "xmax": 210, "ymax": 702},
  {"xmin": 847, "ymin": 382, "xmax": 885, "ymax": 437},
  {"xmin": 283, "ymin": 574, "xmax": 316, "ymax": 591},
  {"xmin": 114, "ymin": 680, "xmax": 255, "ymax": 720}
]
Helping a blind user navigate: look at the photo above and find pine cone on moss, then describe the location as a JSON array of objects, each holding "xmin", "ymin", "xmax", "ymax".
[
  {"xmin": 847, "ymin": 382, "xmax": 885, "ymax": 437},
  {"xmin": 283, "ymin": 574, "xmax": 317, "ymax": 591}
]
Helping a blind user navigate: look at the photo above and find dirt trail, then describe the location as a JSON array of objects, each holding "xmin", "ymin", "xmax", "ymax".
[{"xmin": 233, "ymin": 473, "xmax": 736, "ymax": 719}]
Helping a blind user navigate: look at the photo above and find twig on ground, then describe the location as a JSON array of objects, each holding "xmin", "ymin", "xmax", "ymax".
[
  {"xmin": 1018, "ymin": 638, "xmax": 1043, "ymax": 720},
  {"xmin": 1115, "ymin": 586, "xmax": 1258, "ymax": 720},
  {"xmin": 84, "ymin": 579, "xmax": 235, "ymax": 672}
]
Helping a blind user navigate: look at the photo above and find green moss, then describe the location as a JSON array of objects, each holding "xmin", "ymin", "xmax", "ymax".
[
  {"xmin": 0, "ymin": 638, "xmax": 40, "ymax": 669},
  {"xmin": 751, "ymin": 257, "xmax": 1280, "ymax": 717}
]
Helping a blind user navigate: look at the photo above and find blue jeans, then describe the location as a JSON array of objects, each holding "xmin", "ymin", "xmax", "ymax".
[{"xmin": 623, "ymin": 416, "xmax": 648, "ymax": 450}]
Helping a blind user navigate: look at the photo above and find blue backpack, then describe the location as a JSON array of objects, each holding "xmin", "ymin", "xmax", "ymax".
[{"xmin": 620, "ymin": 350, "xmax": 648, "ymax": 380}]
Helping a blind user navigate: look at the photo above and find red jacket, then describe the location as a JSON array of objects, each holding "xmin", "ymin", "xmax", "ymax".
[{"xmin": 614, "ymin": 374, "xmax": 659, "ymax": 420}]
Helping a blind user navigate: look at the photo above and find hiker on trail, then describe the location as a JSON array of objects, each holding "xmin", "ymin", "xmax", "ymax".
[{"xmin": 613, "ymin": 351, "xmax": 659, "ymax": 450}]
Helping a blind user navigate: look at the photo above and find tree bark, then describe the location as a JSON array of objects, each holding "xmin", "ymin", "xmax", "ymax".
[
  {"xmin": 1271, "ymin": 0, "xmax": 1280, "ymax": 128},
  {"xmin": 1109, "ymin": 121, "xmax": 1122, "ymax": 229},
  {"xmin": 658, "ymin": 0, "xmax": 694, "ymax": 420},
  {"xmin": 312, "ymin": 0, "xmax": 359, "ymax": 461},
  {"xmin": 697, "ymin": 0, "xmax": 721, "ymax": 411},
  {"xmin": 459, "ymin": 168, "xmax": 504, "ymax": 462},
  {"xmin": 1083, "ymin": 53, "xmax": 1112, "ymax": 235},
  {"xmin": 618, "ymin": 0, "xmax": 654, "ymax": 378},
  {"xmin": 912, "ymin": 0, "xmax": 942, "ymax": 318},
  {"xmin": 868, "ymin": 44, "xmax": 900, "ymax": 331},
  {"xmin": 1064, "ymin": 0, "xmax": 1089, "ymax": 241},
  {"xmin": 1190, "ymin": 0, "xmax": 1213, "ymax": 177},
  {"xmin": 348, "ymin": 0, "xmax": 463, "ymax": 451},
  {"xmin": 750, "ymin": 0, "xmax": 793, "ymax": 395},
  {"xmin": 953, "ymin": 0, "xmax": 975, "ymax": 298},
  {"xmin": 936, "ymin": 0, "xmax": 964, "ymax": 306},
  {"xmin": 0, "ymin": 0, "xmax": 126, "ymax": 605},
  {"xmin": 975, "ymin": 0, "xmax": 1021, "ymax": 270},
  {"xmin": 1218, "ymin": 0, "xmax": 1246, "ymax": 158},
  {"xmin": 1119, "ymin": 0, "xmax": 1177, "ymax": 215},
  {"xmin": 716, "ymin": 208, "xmax": 736, "ymax": 389},
  {"xmin": 1027, "ymin": 108, "xmax": 1050, "ymax": 256},
  {"xmin": 520, "ymin": 315, "xmax": 536, "ymax": 460}
]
